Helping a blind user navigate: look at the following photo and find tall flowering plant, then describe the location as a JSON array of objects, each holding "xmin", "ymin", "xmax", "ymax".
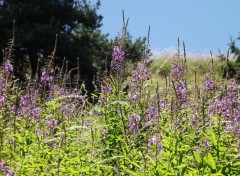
[{"xmin": 110, "ymin": 46, "xmax": 125, "ymax": 76}]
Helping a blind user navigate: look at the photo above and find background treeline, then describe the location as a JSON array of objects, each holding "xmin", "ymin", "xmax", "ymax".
[
  {"xmin": 0, "ymin": 0, "xmax": 239, "ymax": 91},
  {"xmin": 0, "ymin": 0, "xmax": 147, "ymax": 92}
]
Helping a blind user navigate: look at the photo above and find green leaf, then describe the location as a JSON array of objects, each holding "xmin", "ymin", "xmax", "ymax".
[
  {"xmin": 207, "ymin": 153, "xmax": 216, "ymax": 170},
  {"xmin": 124, "ymin": 157, "xmax": 141, "ymax": 169},
  {"xmin": 193, "ymin": 151, "xmax": 201, "ymax": 163},
  {"xmin": 210, "ymin": 130, "xmax": 217, "ymax": 146}
]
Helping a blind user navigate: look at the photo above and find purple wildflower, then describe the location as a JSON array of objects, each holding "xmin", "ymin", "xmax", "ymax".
[
  {"xmin": 210, "ymin": 98, "xmax": 231, "ymax": 118},
  {"xmin": 40, "ymin": 68, "xmax": 54, "ymax": 84},
  {"xmin": 8, "ymin": 105, "xmax": 16, "ymax": 112},
  {"xmin": 176, "ymin": 81, "xmax": 187, "ymax": 103},
  {"xmin": 0, "ymin": 162, "xmax": 5, "ymax": 169},
  {"xmin": 46, "ymin": 119, "xmax": 58, "ymax": 133},
  {"xmin": 148, "ymin": 135, "xmax": 163, "ymax": 147},
  {"xmin": 3, "ymin": 59, "xmax": 14, "ymax": 76},
  {"xmin": 159, "ymin": 99, "xmax": 170, "ymax": 111},
  {"xmin": 171, "ymin": 63, "xmax": 184, "ymax": 80},
  {"xmin": 203, "ymin": 140, "xmax": 210, "ymax": 149},
  {"xmin": 147, "ymin": 150, "xmax": 153, "ymax": 155},
  {"xmin": 0, "ymin": 76, "xmax": 8, "ymax": 90},
  {"xmin": 146, "ymin": 107, "xmax": 158, "ymax": 119},
  {"xmin": 147, "ymin": 135, "xmax": 164, "ymax": 155},
  {"xmin": 202, "ymin": 79, "xmax": 215, "ymax": 93},
  {"xmin": 101, "ymin": 85, "xmax": 112, "ymax": 95},
  {"xmin": 62, "ymin": 103, "xmax": 77, "ymax": 118},
  {"xmin": 131, "ymin": 63, "xmax": 150, "ymax": 87},
  {"xmin": 0, "ymin": 162, "xmax": 15, "ymax": 176},
  {"xmin": 210, "ymin": 81, "xmax": 239, "ymax": 119},
  {"xmin": 0, "ymin": 93, "xmax": 7, "ymax": 104},
  {"xmin": 129, "ymin": 90, "xmax": 140, "ymax": 102},
  {"xmin": 195, "ymin": 146, "xmax": 200, "ymax": 152},
  {"xmin": 128, "ymin": 113, "xmax": 141, "ymax": 135},
  {"xmin": 227, "ymin": 82, "xmax": 238, "ymax": 101},
  {"xmin": 0, "ymin": 75, "xmax": 8, "ymax": 108},
  {"xmin": 110, "ymin": 46, "xmax": 125, "ymax": 74},
  {"xmin": 190, "ymin": 112, "xmax": 198, "ymax": 127},
  {"xmin": 18, "ymin": 88, "xmax": 42, "ymax": 119}
]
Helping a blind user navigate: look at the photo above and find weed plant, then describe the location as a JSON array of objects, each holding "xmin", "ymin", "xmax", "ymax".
[{"xmin": 0, "ymin": 32, "xmax": 239, "ymax": 175}]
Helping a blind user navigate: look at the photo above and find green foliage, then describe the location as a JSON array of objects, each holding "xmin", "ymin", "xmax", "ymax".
[
  {"xmin": 0, "ymin": 0, "xmax": 148, "ymax": 94},
  {"xmin": 0, "ymin": 51, "xmax": 240, "ymax": 175},
  {"xmin": 0, "ymin": 0, "xmax": 102, "ymax": 76},
  {"xmin": 0, "ymin": 10, "xmax": 240, "ymax": 175},
  {"xmin": 218, "ymin": 36, "xmax": 240, "ymax": 81}
]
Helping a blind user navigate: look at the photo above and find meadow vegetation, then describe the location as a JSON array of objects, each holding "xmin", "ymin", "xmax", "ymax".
[{"xmin": 0, "ymin": 27, "xmax": 239, "ymax": 175}]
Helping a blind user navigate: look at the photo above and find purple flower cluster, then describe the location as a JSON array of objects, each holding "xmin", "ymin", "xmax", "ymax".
[
  {"xmin": 48, "ymin": 85, "xmax": 66, "ymax": 99},
  {"xmin": 202, "ymin": 79, "xmax": 215, "ymax": 93},
  {"xmin": 18, "ymin": 88, "xmax": 42, "ymax": 119},
  {"xmin": 110, "ymin": 46, "xmax": 125, "ymax": 74},
  {"xmin": 62, "ymin": 103, "xmax": 77, "ymax": 118},
  {"xmin": 148, "ymin": 135, "xmax": 163, "ymax": 146},
  {"xmin": 129, "ymin": 90, "xmax": 140, "ymax": 102},
  {"xmin": 171, "ymin": 63, "xmax": 184, "ymax": 80},
  {"xmin": 210, "ymin": 98, "xmax": 232, "ymax": 118},
  {"xmin": 131, "ymin": 63, "xmax": 150, "ymax": 88},
  {"xmin": 129, "ymin": 63, "xmax": 150, "ymax": 102},
  {"xmin": 3, "ymin": 59, "xmax": 14, "ymax": 77},
  {"xmin": 203, "ymin": 140, "xmax": 210, "ymax": 149},
  {"xmin": 57, "ymin": 88, "xmax": 84, "ymax": 119},
  {"xmin": 176, "ymin": 81, "xmax": 188, "ymax": 104},
  {"xmin": 41, "ymin": 68, "xmax": 54, "ymax": 84},
  {"xmin": 210, "ymin": 82, "xmax": 240, "ymax": 147},
  {"xmin": 99, "ymin": 85, "xmax": 112, "ymax": 105},
  {"xmin": 0, "ymin": 75, "xmax": 8, "ymax": 107},
  {"xmin": 46, "ymin": 119, "xmax": 58, "ymax": 133},
  {"xmin": 0, "ymin": 162, "xmax": 15, "ymax": 176},
  {"xmin": 190, "ymin": 112, "xmax": 198, "ymax": 127},
  {"xmin": 128, "ymin": 113, "xmax": 141, "ymax": 135},
  {"xmin": 159, "ymin": 99, "xmax": 170, "ymax": 111},
  {"xmin": 147, "ymin": 135, "xmax": 163, "ymax": 155},
  {"xmin": 232, "ymin": 110, "xmax": 240, "ymax": 138},
  {"xmin": 0, "ymin": 76, "xmax": 8, "ymax": 90},
  {"xmin": 146, "ymin": 107, "xmax": 158, "ymax": 119},
  {"xmin": 0, "ymin": 93, "xmax": 7, "ymax": 105},
  {"xmin": 227, "ymin": 82, "xmax": 238, "ymax": 101},
  {"xmin": 101, "ymin": 85, "xmax": 112, "ymax": 95},
  {"xmin": 210, "ymin": 82, "xmax": 238, "ymax": 119}
]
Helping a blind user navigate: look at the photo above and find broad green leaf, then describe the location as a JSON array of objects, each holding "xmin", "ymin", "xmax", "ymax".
[
  {"xmin": 207, "ymin": 153, "xmax": 216, "ymax": 170},
  {"xmin": 193, "ymin": 151, "xmax": 201, "ymax": 163},
  {"xmin": 210, "ymin": 130, "xmax": 217, "ymax": 146}
]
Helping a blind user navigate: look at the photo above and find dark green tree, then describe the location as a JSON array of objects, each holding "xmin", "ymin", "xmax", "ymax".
[
  {"xmin": 0, "ymin": 0, "xmax": 149, "ymax": 92},
  {"xmin": 218, "ymin": 35, "xmax": 240, "ymax": 81},
  {"xmin": 229, "ymin": 35, "xmax": 240, "ymax": 63},
  {"xmin": 0, "ymin": 0, "xmax": 104, "ymax": 80}
]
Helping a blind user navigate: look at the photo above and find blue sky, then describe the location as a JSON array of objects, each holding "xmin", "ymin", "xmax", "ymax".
[{"xmin": 93, "ymin": 0, "xmax": 240, "ymax": 55}]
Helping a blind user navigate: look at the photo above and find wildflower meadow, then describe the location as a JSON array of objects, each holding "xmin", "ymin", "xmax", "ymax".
[{"xmin": 0, "ymin": 31, "xmax": 240, "ymax": 176}]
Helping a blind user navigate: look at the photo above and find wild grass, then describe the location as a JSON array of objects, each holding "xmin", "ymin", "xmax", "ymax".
[{"xmin": 149, "ymin": 56, "xmax": 223, "ymax": 82}]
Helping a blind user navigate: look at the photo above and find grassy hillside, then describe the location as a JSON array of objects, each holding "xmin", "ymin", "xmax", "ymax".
[{"xmin": 145, "ymin": 55, "xmax": 225, "ymax": 91}]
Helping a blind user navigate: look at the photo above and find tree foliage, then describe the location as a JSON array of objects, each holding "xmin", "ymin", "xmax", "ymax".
[
  {"xmin": 229, "ymin": 35, "xmax": 240, "ymax": 63},
  {"xmin": 0, "ymin": 0, "xmax": 148, "ymax": 92},
  {"xmin": 0, "ymin": 0, "xmax": 103, "ymax": 78},
  {"xmin": 218, "ymin": 35, "xmax": 240, "ymax": 81}
]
